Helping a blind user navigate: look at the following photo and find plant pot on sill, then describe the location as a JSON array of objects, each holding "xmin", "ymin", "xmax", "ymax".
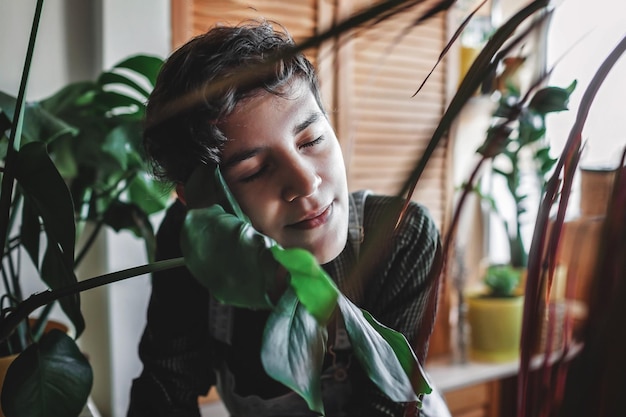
[{"xmin": 467, "ymin": 293, "xmax": 524, "ymax": 363}]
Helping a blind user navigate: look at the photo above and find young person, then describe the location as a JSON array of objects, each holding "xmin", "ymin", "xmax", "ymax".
[{"xmin": 128, "ymin": 20, "xmax": 445, "ymax": 417}]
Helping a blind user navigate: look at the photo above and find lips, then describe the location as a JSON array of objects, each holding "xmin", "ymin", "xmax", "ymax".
[{"xmin": 288, "ymin": 204, "xmax": 332, "ymax": 230}]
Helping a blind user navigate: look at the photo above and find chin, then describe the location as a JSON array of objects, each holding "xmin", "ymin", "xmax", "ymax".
[{"xmin": 315, "ymin": 230, "xmax": 348, "ymax": 265}]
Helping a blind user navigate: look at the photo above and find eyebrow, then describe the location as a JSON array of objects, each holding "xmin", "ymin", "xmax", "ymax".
[
  {"xmin": 222, "ymin": 111, "xmax": 323, "ymax": 169},
  {"xmin": 293, "ymin": 112, "xmax": 322, "ymax": 135}
]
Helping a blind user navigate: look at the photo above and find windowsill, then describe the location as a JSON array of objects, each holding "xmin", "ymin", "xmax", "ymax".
[
  {"xmin": 426, "ymin": 343, "xmax": 583, "ymax": 393},
  {"xmin": 425, "ymin": 358, "xmax": 519, "ymax": 393}
]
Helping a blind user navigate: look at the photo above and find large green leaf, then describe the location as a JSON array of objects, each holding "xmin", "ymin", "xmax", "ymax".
[
  {"xmin": 98, "ymin": 71, "xmax": 151, "ymax": 100},
  {"xmin": 359, "ymin": 309, "xmax": 431, "ymax": 397},
  {"xmin": 261, "ymin": 288, "xmax": 326, "ymax": 415},
  {"xmin": 20, "ymin": 194, "xmax": 41, "ymax": 271},
  {"xmin": 15, "ymin": 142, "xmax": 83, "ymax": 336},
  {"xmin": 112, "ymin": 54, "xmax": 164, "ymax": 87},
  {"xmin": 127, "ymin": 173, "xmax": 171, "ymax": 216},
  {"xmin": 49, "ymin": 135, "xmax": 79, "ymax": 179},
  {"xmin": 101, "ymin": 122, "xmax": 143, "ymax": 171},
  {"xmin": 40, "ymin": 249, "xmax": 85, "ymax": 338},
  {"xmin": 95, "ymin": 90, "xmax": 145, "ymax": 114},
  {"xmin": 0, "ymin": 91, "xmax": 77, "ymax": 148},
  {"xmin": 337, "ymin": 294, "xmax": 431, "ymax": 404},
  {"xmin": 270, "ymin": 246, "xmax": 339, "ymax": 325},
  {"xmin": 15, "ymin": 142, "xmax": 75, "ymax": 267},
  {"xmin": 1, "ymin": 330, "xmax": 92, "ymax": 417},
  {"xmin": 39, "ymin": 81, "xmax": 98, "ymax": 117},
  {"xmin": 181, "ymin": 205, "xmax": 277, "ymax": 309}
]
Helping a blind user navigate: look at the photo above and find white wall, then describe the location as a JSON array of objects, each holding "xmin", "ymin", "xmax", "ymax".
[
  {"xmin": 0, "ymin": 0, "xmax": 96, "ymax": 99},
  {"xmin": 546, "ymin": 0, "xmax": 626, "ymax": 169},
  {"xmin": 0, "ymin": 1, "xmax": 171, "ymax": 417}
]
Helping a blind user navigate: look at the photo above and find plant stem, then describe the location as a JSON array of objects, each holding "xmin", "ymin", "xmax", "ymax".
[
  {"xmin": 0, "ymin": 0, "xmax": 44, "ymax": 260},
  {"xmin": 0, "ymin": 257, "xmax": 186, "ymax": 343},
  {"xmin": 74, "ymin": 220, "xmax": 104, "ymax": 267}
]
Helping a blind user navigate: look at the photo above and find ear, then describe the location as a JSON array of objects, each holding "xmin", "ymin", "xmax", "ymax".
[{"xmin": 175, "ymin": 183, "xmax": 187, "ymax": 206}]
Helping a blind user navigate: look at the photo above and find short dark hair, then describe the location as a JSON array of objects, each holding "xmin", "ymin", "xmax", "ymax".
[{"xmin": 143, "ymin": 20, "xmax": 324, "ymax": 185}]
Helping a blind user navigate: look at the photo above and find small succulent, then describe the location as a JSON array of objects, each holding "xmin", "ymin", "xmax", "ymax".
[{"xmin": 484, "ymin": 264, "xmax": 522, "ymax": 297}]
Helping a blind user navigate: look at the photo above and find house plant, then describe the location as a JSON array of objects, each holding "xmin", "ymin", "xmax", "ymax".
[
  {"xmin": 459, "ymin": 67, "xmax": 576, "ymax": 362},
  {"xmin": 467, "ymin": 264, "xmax": 524, "ymax": 361},
  {"xmin": 0, "ymin": 2, "xmax": 170, "ymax": 414},
  {"xmin": 479, "ymin": 70, "xmax": 577, "ymax": 269}
]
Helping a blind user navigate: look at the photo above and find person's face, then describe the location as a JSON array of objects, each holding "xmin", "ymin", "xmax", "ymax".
[{"xmin": 218, "ymin": 79, "xmax": 349, "ymax": 264}]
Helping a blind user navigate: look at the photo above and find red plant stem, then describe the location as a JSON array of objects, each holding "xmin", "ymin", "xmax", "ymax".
[
  {"xmin": 517, "ymin": 34, "xmax": 626, "ymax": 417},
  {"xmin": 442, "ymin": 157, "xmax": 488, "ymax": 257}
]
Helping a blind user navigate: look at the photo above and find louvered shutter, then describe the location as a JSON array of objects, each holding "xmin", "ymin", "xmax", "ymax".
[{"xmin": 339, "ymin": 0, "xmax": 450, "ymax": 231}]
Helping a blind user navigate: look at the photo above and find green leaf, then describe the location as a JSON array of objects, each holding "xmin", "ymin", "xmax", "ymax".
[
  {"xmin": 0, "ymin": 109, "xmax": 11, "ymax": 134},
  {"xmin": 183, "ymin": 165, "xmax": 250, "ymax": 221},
  {"xmin": 48, "ymin": 135, "xmax": 79, "ymax": 179},
  {"xmin": 359, "ymin": 309, "xmax": 432, "ymax": 398},
  {"xmin": 215, "ymin": 167, "xmax": 248, "ymax": 220},
  {"xmin": 127, "ymin": 173, "xmax": 171, "ymax": 216},
  {"xmin": 261, "ymin": 288, "xmax": 326, "ymax": 415},
  {"xmin": 1, "ymin": 330, "xmax": 92, "ymax": 417},
  {"xmin": 20, "ymin": 195, "xmax": 41, "ymax": 271},
  {"xmin": 0, "ymin": 91, "xmax": 78, "ymax": 146},
  {"xmin": 15, "ymin": 143, "xmax": 75, "ymax": 267},
  {"xmin": 270, "ymin": 246, "xmax": 339, "ymax": 325},
  {"xmin": 101, "ymin": 122, "xmax": 143, "ymax": 170},
  {"xmin": 95, "ymin": 90, "xmax": 145, "ymax": 114},
  {"xmin": 337, "ymin": 294, "xmax": 431, "ymax": 403},
  {"xmin": 39, "ymin": 81, "xmax": 97, "ymax": 116},
  {"xmin": 15, "ymin": 143, "xmax": 83, "ymax": 336},
  {"xmin": 518, "ymin": 111, "xmax": 546, "ymax": 145},
  {"xmin": 98, "ymin": 71, "xmax": 151, "ymax": 100},
  {"xmin": 181, "ymin": 205, "xmax": 277, "ymax": 309},
  {"xmin": 112, "ymin": 54, "xmax": 164, "ymax": 87},
  {"xmin": 493, "ymin": 94, "xmax": 520, "ymax": 119},
  {"xmin": 528, "ymin": 80, "xmax": 577, "ymax": 114},
  {"xmin": 40, "ymin": 248, "xmax": 85, "ymax": 338}
]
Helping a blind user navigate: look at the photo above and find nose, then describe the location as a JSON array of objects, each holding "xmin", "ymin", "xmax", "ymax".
[{"xmin": 281, "ymin": 157, "xmax": 321, "ymax": 202}]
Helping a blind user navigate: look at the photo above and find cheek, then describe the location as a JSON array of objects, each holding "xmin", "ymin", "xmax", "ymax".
[
  {"xmin": 229, "ymin": 187, "xmax": 278, "ymax": 234},
  {"xmin": 323, "ymin": 146, "xmax": 347, "ymax": 187}
]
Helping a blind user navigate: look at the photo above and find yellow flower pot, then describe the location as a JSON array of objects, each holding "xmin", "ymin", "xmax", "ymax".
[{"xmin": 467, "ymin": 295, "xmax": 524, "ymax": 362}]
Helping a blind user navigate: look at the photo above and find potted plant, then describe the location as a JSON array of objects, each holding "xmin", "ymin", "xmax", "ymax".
[
  {"xmin": 466, "ymin": 264, "xmax": 524, "ymax": 362},
  {"xmin": 0, "ymin": 4, "xmax": 170, "ymax": 413}
]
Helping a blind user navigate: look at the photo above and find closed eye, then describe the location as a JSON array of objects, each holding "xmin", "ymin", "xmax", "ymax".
[
  {"xmin": 241, "ymin": 165, "xmax": 269, "ymax": 183},
  {"xmin": 300, "ymin": 136, "xmax": 325, "ymax": 149}
]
